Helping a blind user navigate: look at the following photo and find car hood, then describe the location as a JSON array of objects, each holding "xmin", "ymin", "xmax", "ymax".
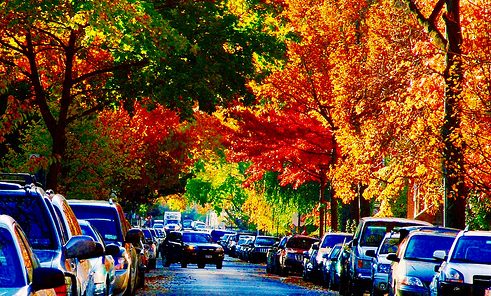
[
  {"xmin": 401, "ymin": 259, "xmax": 441, "ymax": 282},
  {"xmin": 448, "ymin": 262, "xmax": 491, "ymax": 280},
  {"xmin": 187, "ymin": 242, "xmax": 222, "ymax": 249},
  {"xmin": 0, "ymin": 287, "xmax": 28, "ymax": 296}
]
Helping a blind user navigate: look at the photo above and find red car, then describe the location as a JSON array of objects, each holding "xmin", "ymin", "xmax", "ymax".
[{"xmin": 267, "ymin": 234, "xmax": 319, "ymax": 276}]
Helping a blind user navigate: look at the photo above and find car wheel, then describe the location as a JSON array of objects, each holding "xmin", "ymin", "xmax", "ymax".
[
  {"xmin": 302, "ymin": 268, "xmax": 309, "ymax": 281},
  {"xmin": 163, "ymin": 255, "xmax": 171, "ymax": 267},
  {"xmin": 198, "ymin": 263, "xmax": 205, "ymax": 268},
  {"xmin": 181, "ymin": 261, "xmax": 188, "ymax": 268},
  {"xmin": 216, "ymin": 261, "xmax": 223, "ymax": 269}
]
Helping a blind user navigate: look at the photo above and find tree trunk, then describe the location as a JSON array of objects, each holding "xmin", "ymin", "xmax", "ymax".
[
  {"xmin": 442, "ymin": 0, "xmax": 466, "ymax": 229},
  {"xmin": 319, "ymin": 182, "xmax": 326, "ymax": 238}
]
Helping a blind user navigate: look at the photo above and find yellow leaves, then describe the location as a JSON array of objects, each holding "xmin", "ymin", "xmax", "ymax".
[{"xmin": 242, "ymin": 191, "xmax": 273, "ymax": 231}]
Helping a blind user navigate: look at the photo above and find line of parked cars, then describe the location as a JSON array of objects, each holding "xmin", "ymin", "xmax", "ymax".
[
  {"xmin": 221, "ymin": 216, "xmax": 491, "ymax": 296},
  {"xmin": 0, "ymin": 173, "xmax": 148, "ymax": 296}
]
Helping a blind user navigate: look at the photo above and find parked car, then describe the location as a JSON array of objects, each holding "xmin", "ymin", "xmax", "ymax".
[
  {"xmin": 302, "ymin": 242, "xmax": 320, "ymax": 281},
  {"xmin": 348, "ymin": 217, "xmax": 433, "ymax": 296},
  {"xmin": 210, "ymin": 229, "xmax": 236, "ymax": 244},
  {"xmin": 308, "ymin": 232, "xmax": 352, "ymax": 281},
  {"xmin": 430, "ymin": 230, "xmax": 491, "ymax": 296},
  {"xmin": 69, "ymin": 199, "xmax": 143, "ymax": 296},
  {"xmin": 0, "ymin": 178, "xmax": 103, "ymax": 296},
  {"xmin": 142, "ymin": 228, "xmax": 157, "ymax": 269},
  {"xmin": 79, "ymin": 219, "xmax": 119, "ymax": 296},
  {"xmin": 267, "ymin": 234, "xmax": 319, "ymax": 276},
  {"xmin": 161, "ymin": 231, "xmax": 224, "ymax": 269},
  {"xmin": 387, "ymin": 227, "xmax": 459, "ymax": 296},
  {"xmin": 321, "ymin": 243, "xmax": 344, "ymax": 287},
  {"xmin": 227, "ymin": 233, "xmax": 255, "ymax": 257},
  {"xmin": 366, "ymin": 231, "xmax": 400, "ymax": 296},
  {"xmin": 219, "ymin": 233, "xmax": 235, "ymax": 254},
  {"xmin": 0, "ymin": 214, "xmax": 65, "ymax": 295},
  {"xmin": 336, "ymin": 240, "xmax": 353, "ymax": 294},
  {"xmin": 236, "ymin": 236, "xmax": 255, "ymax": 260},
  {"xmin": 246, "ymin": 235, "xmax": 279, "ymax": 263}
]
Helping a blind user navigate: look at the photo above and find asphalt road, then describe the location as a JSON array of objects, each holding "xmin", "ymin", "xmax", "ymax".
[{"xmin": 137, "ymin": 256, "xmax": 339, "ymax": 296}]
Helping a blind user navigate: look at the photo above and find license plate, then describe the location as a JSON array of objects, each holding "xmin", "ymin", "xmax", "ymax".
[{"xmin": 205, "ymin": 255, "xmax": 212, "ymax": 259}]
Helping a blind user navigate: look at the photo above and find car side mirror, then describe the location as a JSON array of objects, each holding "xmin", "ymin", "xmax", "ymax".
[
  {"xmin": 125, "ymin": 228, "xmax": 142, "ymax": 245},
  {"xmin": 433, "ymin": 250, "xmax": 446, "ymax": 261},
  {"xmin": 352, "ymin": 238, "xmax": 358, "ymax": 246},
  {"xmin": 105, "ymin": 244, "xmax": 121, "ymax": 257},
  {"xmin": 65, "ymin": 235, "xmax": 104, "ymax": 259},
  {"xmin": 312, "ymin": 243, "xmax": 319, "ymax": 250},
  {"xmin": 32, "ymin": 267, "xmax": 65, "ymax": 291},
  {"xmin": 303, "ymin": 251, "xmax": 309, "ymax": 258},
  {"xmin": 386, "ymin": 253, "xmax": 399, "ymax": 263},
  {"xmin": 366, "ymin": 250, "xmax": 376, "ymax": 257}
]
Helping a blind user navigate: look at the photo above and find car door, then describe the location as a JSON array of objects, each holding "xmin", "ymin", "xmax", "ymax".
[{"xmin": 166, "ymin": 232, "xmax": 183, "ymax": 262}]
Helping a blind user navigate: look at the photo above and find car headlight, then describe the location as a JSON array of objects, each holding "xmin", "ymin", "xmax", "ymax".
[
  {"xmin": 215, "ymin": 247, "xmax": 224, "ymax": 253},
  {"xmin": 377, "ymin": 263, "xmax": 391, "ymax": 274},
  {"xmin": 400, "ymin": 276, "xmax": 425, "ymax": 287},
  {"xmin": 185, "ymin": 245, "xmax": 195, "ymax": 251},
  {"xmin": 442, "ymin": 268, "xmax": 464, "ymax": 283}
]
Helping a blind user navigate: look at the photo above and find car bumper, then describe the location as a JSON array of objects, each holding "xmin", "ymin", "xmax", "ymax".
[
  {"xmin": 396, "ymin": 285, "xmax": 429, "ymax": 296},
  {"xmin": 284, "ymin": 258, "xmax": 304, "ymax": 272},
  {"xmin": 373, "ymin": 273, "xmax": 389, "ymax": 292},
  {"xmin": 183, "ymin": 251, "xmax": 224, "ymax": 263},
  {"xmin": 439, "ymin": 282, "xmax": 491, "ymax": 296}
]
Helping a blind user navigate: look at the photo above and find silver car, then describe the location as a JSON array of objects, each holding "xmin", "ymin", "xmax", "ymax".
[{"xmin": 430, "ymin": 230, "xmax": 491, "ymax": 296}]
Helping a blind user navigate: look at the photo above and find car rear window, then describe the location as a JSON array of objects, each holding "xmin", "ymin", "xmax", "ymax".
[
  {"xmin": 0, "ymin": 194, "xmax": 56, "ymax": 250},
  {"xmin": 70, "ymin": 205, "xmax": 123, "ymax": 244},
  {"xmin": 0, "ymin": 228, "xmax": 24, "ymax": 288},
  {"xmin": 451, "ymin": 236, "xmax": 491, "ymax": 264},
  {"xmin": 360, "ymin": 221, "xmax": 427, "ymax": 247},
  {"xmin": 286, "ymin": 237, "xmax": 318, "ymax": 249},
  {"xmin": 379, "ymin": 237, "xmax": 399, "ymax": 254}
]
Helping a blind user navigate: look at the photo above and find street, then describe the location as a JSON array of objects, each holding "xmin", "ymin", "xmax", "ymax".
[{"xmin": 137, "ymin": 256, "xmax": 338, "ymax": 296}]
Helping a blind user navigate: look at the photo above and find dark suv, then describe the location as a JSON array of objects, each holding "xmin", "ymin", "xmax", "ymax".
[
  {"xmin": 161, "ymin": 231, "xmax": 225, "ymax": 269},
  {"xmin": 68, "ymin": 199, "xmax": 144, "ymax": 296},
  {"xmin": 0, "ymin": 175, "xmax": 103, "ymax": 296}
]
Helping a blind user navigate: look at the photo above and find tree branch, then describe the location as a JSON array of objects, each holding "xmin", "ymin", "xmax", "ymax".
[{"xmin": 403, "ymin": 0, "xmax": 447, "ymax": 50}]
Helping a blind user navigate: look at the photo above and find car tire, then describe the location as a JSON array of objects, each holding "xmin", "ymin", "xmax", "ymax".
[
  {"xmin": 216, "ymin": 261, "xmax": 223, "ymax": 269},
  {"xmin": 163, "ymin": 256, "xmax": 171, "ymax": 267},
  {"xmin": 198, "ymin": 263, "xmax": 205, "ymax": 268},
  {"xmin": 181, "ymin": 261, "xmax": 188, "ymax": 268}
]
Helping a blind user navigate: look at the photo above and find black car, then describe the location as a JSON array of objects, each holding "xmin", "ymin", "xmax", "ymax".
[
  {"xmin": 162, "ymin": 231, "xmax": 225, "ymax": 269},
  {"xmin": 247, "ymin": 235, "xmax": 279, "ymax": 263}
]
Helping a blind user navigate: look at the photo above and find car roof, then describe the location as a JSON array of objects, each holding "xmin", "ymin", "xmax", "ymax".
[{"xmin": 360, "ymin": 217, "xmax": 432, "ymax": 225}]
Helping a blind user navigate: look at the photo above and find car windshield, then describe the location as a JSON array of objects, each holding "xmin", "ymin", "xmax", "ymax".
[
  {"xmin": 451, "ymin": 236, "xmax": 491, "ymax": 264},
  {"xmin": 0, "ymin": 194, "xmax": 56, "ymax": 250},
  {"xmin": 70, "ymin": 205, "xmax": 123, "ymax": 244},
  {"xmin": 321, "ymin": 235, "xmax": 352, "ymax": 248},
  {"xmin": 286, "ymin": 237, "xmax": 318, "ymax": 249},
  {"xmin": 379, "ymin": 237, "xmax": 399, "ymax": 255},
  {"xmin": 183, "ymin": 232, "xmax": 213, "ymax": 243},
  {"xmin": 142, "ymin": 229, "xmax": 152, "ymax": 239},
  {"xmin": 0, "ymin": 228, "xmax": 24, "ymax": 288},
  {"xmin": 404, "ymin": 235, "xmax": 455, "ymax": 261},
  {"xmin": 167, "ymin": 220, "xmax": 179, "ymax": 224},
  {"xmin": 255, "ymin": 237, "xmax": 277, "ymax": 246}
]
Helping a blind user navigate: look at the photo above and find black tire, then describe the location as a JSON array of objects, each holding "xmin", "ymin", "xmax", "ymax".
[
  {"xmin": 302, "ymin": 268, "xmax": 309, "ymax": 281},
  {"xmin": 197, "ymin": 263, "xmax": 205, "ymax": 268},
  {"xmin": 216, "ymin": 261, "xmax": 223, "ymax": 269},
  {"xmin": 163, "ymin": 256, "xmax": 171, "ymax": 267},
  {"xmin": 181, "ymin": 261, "xmax": 188, "ymax": 268},
  {"xmin": 123, "ymin": 278, "xmax": 132, "ymax": 296}
]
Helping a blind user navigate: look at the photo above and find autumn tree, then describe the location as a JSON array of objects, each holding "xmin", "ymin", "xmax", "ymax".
[{"xmin": 0, "ymin": 0, "xmax": 187, "ymax": 191}]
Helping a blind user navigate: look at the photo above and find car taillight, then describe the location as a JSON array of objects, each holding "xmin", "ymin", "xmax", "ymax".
[
  {"xmin": 358, "ymin": 259, "xmax": 363, "ymax": 268},
  {"xmin": 54, "ymin": 276, "xmax": 71, "ymax": 296}
]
